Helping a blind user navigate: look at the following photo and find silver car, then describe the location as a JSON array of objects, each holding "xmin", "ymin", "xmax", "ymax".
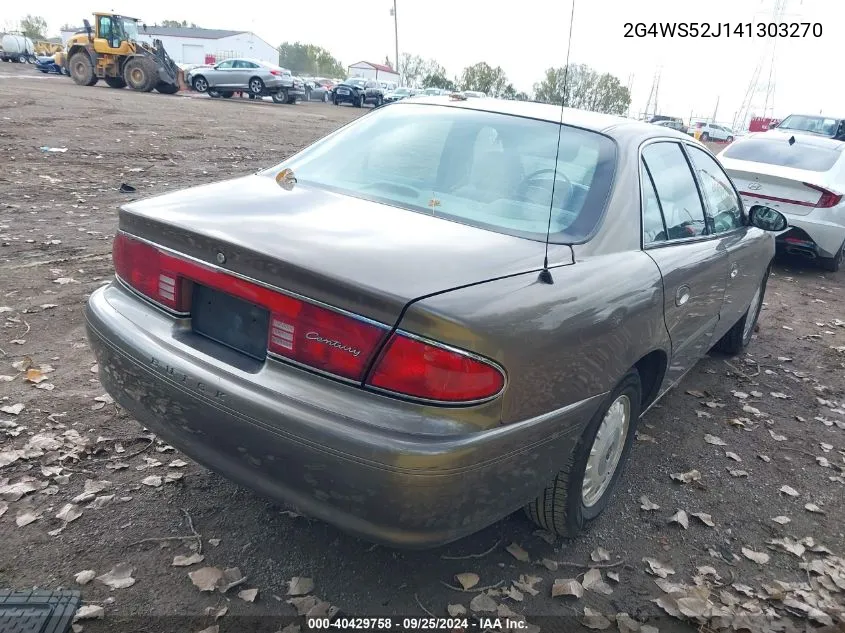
[{"xmin": 188, "ymin": 58, "xmax": 305, "ymax": 104}]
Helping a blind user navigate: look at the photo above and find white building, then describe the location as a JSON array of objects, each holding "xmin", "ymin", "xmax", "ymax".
[
  {"xmin": 347, "ymin": 61, "xmax": 399, "ymax": 85},
  {"xmin": 59, "ymin": 25, "xmax": 278, "ymax": 66}
]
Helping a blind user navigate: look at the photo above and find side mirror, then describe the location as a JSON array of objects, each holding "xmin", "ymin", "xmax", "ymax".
[{"xmin": 749, "ymin": 205, "xmax": 788, "ymax": 232}]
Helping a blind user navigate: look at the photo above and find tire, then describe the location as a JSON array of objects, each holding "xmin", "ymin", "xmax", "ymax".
[
  {"xmin": 155, "ymin": 82, "xmax": 179, "ymax": 94},
  {"xmin": 714, "ymin": 266, "xmax": 769, "ymax": 354},
  {"xmin": 524, "ymin": 370, "xmax": 642, "ymax": 537},
  {"xmin": 323, "ymin": 92, "xmax": 329, "ymax": 102},
  {"xmin": 69, "ymin": 52, "xmax": 97, "ymax": 86},
  {"xmin": 333, "ymin": 96, "xmax": 339, "ymax": 106},
  {"xmin": 819, "ymin": 240, "xmax": 845, "ymax": 273},
  {"xmin": 192, "ymin": 75, "xmax": 208, "ymax": 93},
  {"xmin": 354, "ymin": 94, "xmax": 363, "ymax": 108},
  {"xmin": 376, "ymin": 95, "xmax": 383, "ymax": 107},
  {"xmin": 221, "ymin": 91, "xmax": 233, "ymax": 99},
  {"xmin": 287, "ymin": 96, "xmax": 297, "ymax": 104},
  {"xmin": 305, "ymin": 88, "xmax": 311, "ymax": 101},
  {"xmin": 123, "ymin": 57, "xmax": 157, "ymax": 92},
  {"xmin": 700, "ymin": 132, "xmax": 710, "ymax": 142},
  {"xmin": 248, "ymin": 77, "xmax": 264, "ymax": 95},
  {"xmin": 104, "ymin": 76, "xmax": 126, "ymax": 89},
  {"xmin": 726, "ymin": 136, "xmax": 734, "ymax": 143},
  {"xmin": 272, "ymin": 89, "xmax": 288, "ymax": 104},
  {"xmin": 208, "ymin": 89, "xmax": 221, "ymax": 98}
]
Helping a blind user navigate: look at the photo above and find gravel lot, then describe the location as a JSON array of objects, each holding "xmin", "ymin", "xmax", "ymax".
[{"xmin": 1, "ymin": 63, "xmax": 844, "ymax": 633}]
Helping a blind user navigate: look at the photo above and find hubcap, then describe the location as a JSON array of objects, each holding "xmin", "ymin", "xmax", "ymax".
[
  {"xmin": 743, "ymin": 284, "xmax": 763, "ymax": 341},
  {"xmin": 251, "ymin": 80, "xmax": 261, "ymax": 92},
  {"xmin": 195, "ymin": 78, "xmax": 206, "ymax": 92},
  {"xmin": 582, "ymin": 395, "xmax": 630, "ymax": 508},
  {"xmin": 130, "ymin": 68, "xmax": 143, "ymax": 84}
]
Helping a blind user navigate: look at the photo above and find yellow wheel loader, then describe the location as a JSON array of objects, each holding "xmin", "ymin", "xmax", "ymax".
[{"xmin": 64, "ymin": 13, "xmax": 183, "ymax": 94}]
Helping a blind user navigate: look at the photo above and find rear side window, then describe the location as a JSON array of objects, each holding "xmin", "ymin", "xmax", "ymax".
[
  {"xmin": 722, "ymin": 137, "xmax": 842, "ymax": 172},
  {"xmin": 686, "ymin": 146, "xmax": 744, "ymax": 233},
  {"xmin": 642, "ymin": 142, "xmax": 707, "ymax": 239},
  {"xmin": 272, "ymin": 104, "xmax": 617, "ymax": 242}
]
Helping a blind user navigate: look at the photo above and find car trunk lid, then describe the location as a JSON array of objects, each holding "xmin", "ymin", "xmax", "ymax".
[{"xmin": 722, "ymin": 164, "xmax": 836, "ymax": 217}]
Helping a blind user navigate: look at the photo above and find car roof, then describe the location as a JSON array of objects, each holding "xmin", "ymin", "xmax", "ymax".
[
  {"xmin": 395, "ymin": 96, "xmax": 680, "ymax": 138},
  {"xmin": 781, "ymin": 113, "xmax": 845, "ymax": 120}
]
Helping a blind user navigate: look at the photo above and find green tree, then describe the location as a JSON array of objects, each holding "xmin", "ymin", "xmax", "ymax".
[
  {"xmin": 459, "ymin": 62, "xmax": 509, "ymax": 97},
  {"xmin": 277, "ymin": 42, "xmax": 344, "ymax": 77},
  {"xmin": 421, "ymin": 70, "xmax": 455, "ymax": 91},
  {"xmin": 533, "ymin": 64, "xmax": 630, "ymax": 115},
  {"xmin": 20, "ymin": 15, "xmax": 48, "ymax": 40}
]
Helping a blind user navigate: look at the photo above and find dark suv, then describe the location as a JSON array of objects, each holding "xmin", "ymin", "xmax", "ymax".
[{"xmin": 333, "ymin": 77, "xmax": 383, "ymax": 108}]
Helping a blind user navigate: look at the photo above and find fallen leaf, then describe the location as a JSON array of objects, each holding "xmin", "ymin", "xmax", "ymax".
[
  {"xmin": 505, "ymin": 542, "xmax": 530, "ymax": 562},
  {"xmin": 769, "ymin": 537, "xmax": 805, "ymax": 557},
  {"xmin": 643, "ymin": 557, "xmax": 675, "ymax": 578},
  {"xmin": 56, "ymin": 503, "xmax": 82, "ymax": 523},
  {"xmin": 725, "ymin": 452, "xmax": 742, "ymax": 462},
  {"xmin": 0, "ymin": 403, "xmax": 24, "ymax": 415},
  {"xmin": 469, "ymin": 593, "xmax": 497, "ymax": 613},
  {"xmin": 705, "ymin": 434, "xmax": 727, "ymax": 446},
  {"xmin": 169, "ymin": 459, "xmax": 188, "ymax": 468},
  {"xmin": 669, "ymin": 510, "xmax": 689, "ymax": 529},
  {"xmin": 73, "ymin": 605, "xmax": 104, "ymax": 621},
  {"xmin": 582, "ymin": 568, "xmax": 613, "ymax": 595},
  {"xmin": 607, "ymin": 571, "xmax": 620, "ymax": 583},
  {"xmin": 219, "ymin": 567, "xmax": 247, "ymax": 593},
  {"xmin": 16, "ymin": 510, "xmax": 40, "ymax": 527},
  {"xmin": 74, "ymin": 570, "xmax": 96, "ymax": 585},
  {"xmin": 95, "ymin": 563, "xmax": 136, "ymax": 589},
  {"xmin": 288, "ymin": 576, "xmax": 314, "ymax": 596},
  {"xmin": 616, "ymin": 613, "xmax": 641, "ymax": 633},
  {"xmin": 741, "ymin": 547, "xmax": 770, "ymax": 564},
  {"xmin": 691, "ymin": 512, "xmax": 715, "ymax": 527},
  {"xmin": 771, "ymin": 516, "xmax": 791, "ymax": 525},
  {"xmin": 287, "ymin": 596, "xmax": 318, "ymax": 615},
  {"xmin": 804, "ymin": 503, "xmax": 825, "ymax": 514},
  {"xmin": 141, "ymin": 475, "xmax": 162, "ymax": 488},
  {"xmin": 590, "ymin": 547, "xmax": 610, "ymax": 562},
  {"xmin": 779, "ymin": 485, "xmax": 799, "ymax": 497},
  {"xmin": 639, "ymin": 495, "xmax": 660, "ymax": 511},
  {"xmin": 541, "ymin": 558, "xmax": 558, "ymax": 571},
  {"xmin": 670, "ymin": 469, "xmax": 701, "ymax": 484},
  {"xmin": 197, "ymin": 627, "xmax": 219, "ymax": 633},
  {"xmin": 238, "ymin": 588, "xmax": 259, "ymax": 603},
  {"xmin": 456, "ymin": 573, "xmax": 479, "ymax": 590},
  {"xmin": 172, "ymin": 553, "xmax": 205, "ymax": 567},
  {"xmin": 208, "ymin": 538, "xmax": 221, "ymax": 547},
  {"xmin": 552, "ymin": 578, "xmax": 583, "ymax": 598},
  {"xmin": 24, "ymin": 368, "xmax": 48, "ymax": 383},
  {"xmin": 770, "ymin": 392, "xmax": 790, "ymax": 399},
  {"xmin": 769, "ymin": 430, "xmax": 787, "ymax": 442},
  {"xmin": 189, "ymin": 567, "xmax": 224, "ymax": 592},
  {"xmin": 447, "ymin": 604, "xmax": 466, "ymax": 617},
  {"xmin": 758, "ymin": 454, "xmax": 771, "ymax": 463},
  {"xmin": 728, "ymin": 469, "xmax": 749, "ymax": 477},
  {"xmin": 582, "ymin": 607, "xmax": 612, "ymax": 630},
  {"xmin": 0, "ymin": 502, "xmax": 6, "ymax": 518},
  {"xmin": 677, "ymin": 596, "xmax": 711, "ymax": 619}
]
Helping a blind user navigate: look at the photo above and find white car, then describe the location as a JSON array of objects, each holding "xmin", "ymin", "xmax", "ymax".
[
  {"xmin": 691, "ymin": 122, "xmax": 735, "ymax": 143},
  {"xmin": 718, "ymin": 131, "xmax": 845, "ymax": 271}
]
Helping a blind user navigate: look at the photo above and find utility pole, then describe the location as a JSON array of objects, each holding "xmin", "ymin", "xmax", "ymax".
[
  {"xmin": 391, "ymin": 0, "xmax": 399, "ymax": 76},
  {"xmin": 712, "ymin": 95, "xmax": 719, "ymax": 123}
]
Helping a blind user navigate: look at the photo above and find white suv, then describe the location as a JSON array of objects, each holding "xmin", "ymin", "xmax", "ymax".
[{"xmin": 690, "ymin": 122, "xmax": 735, "ymax": 142}]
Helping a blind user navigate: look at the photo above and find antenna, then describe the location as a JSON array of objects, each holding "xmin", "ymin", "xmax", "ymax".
[{"xmin": 539, "ymin": 0, "xmax": 576, "ymax": 285}]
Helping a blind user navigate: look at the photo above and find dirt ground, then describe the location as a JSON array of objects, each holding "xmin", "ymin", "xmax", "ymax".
[{"xmin": 1, "ymin": 63, "xmax": 844, "ymax": 633}]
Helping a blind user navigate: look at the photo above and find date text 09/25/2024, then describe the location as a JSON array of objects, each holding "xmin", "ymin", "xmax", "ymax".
[{"xmin": 623, "ymin": 22, "xmax": 822, "ymax": 38}]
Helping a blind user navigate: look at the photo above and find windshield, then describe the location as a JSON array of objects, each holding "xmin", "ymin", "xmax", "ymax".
[
  {"xmin": 264, "ymin": 103, "xmax": 616, "ymax": 242},
  {"xmin": 121, "ymin": 18, "xmax": 139, "ymax": 41},
  {"xmin": 722, "ymin": 137, "xmax": 842, "ymax": 172},
  {"xmin": 776, "ymin": 115, "xmax": 839, "ymax": 136},
  {"xmin": 393, "ymin": 88, "xmax": 411, "ymax": 95},
  {"xmin": 345, "ymin": 78, "xmax": 367, "ymax": 87}
]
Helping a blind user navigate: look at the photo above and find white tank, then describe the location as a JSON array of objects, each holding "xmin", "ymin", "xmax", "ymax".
[{"xmin": 1, "ymin": 34, "xmax": 35, "ymax": 61}]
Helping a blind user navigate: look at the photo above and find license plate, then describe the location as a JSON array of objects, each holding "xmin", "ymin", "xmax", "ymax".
[
  {"xmin": 337, "ymin": 89, "xmax": 349, "ymax": 95},
  {"xmin": 191, "ymin": 284, "xmax": 270, "ymax": 360}
]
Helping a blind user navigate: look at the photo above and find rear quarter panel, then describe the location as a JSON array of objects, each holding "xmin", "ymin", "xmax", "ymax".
[{"xmin": 397, "ymin": 251, "xmax": 669, "ymax": 425}]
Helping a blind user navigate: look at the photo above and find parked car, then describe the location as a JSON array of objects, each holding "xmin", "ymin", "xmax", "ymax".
[
  {"xmin": 333, "ymin": 77, "xmax": 383, "ymax": 107},
  {"xmin": 34, "ymin": 55, "xmax": 68, "ymax": 75},
  {"xmin": 382, "ymin": 87, "xmax": 414, "ymax": 103},
  {"xmin": 769, "ymin": 114, "xmax": 845, "ymax": 141},
  {"xmin": 188, "ymin": 58, "xmax": 305, "ymax": 104},
  {"xmin": 719, "ymin": 131, "xmax": 845, "ymax": 271},
  {"xmin": 302, "ymin": 79, "xmax": 331, "ymax": 102},
  {"xmin": 462, "ymin": 90, "xmax": 486, "ymax": 98},
  {"xmin": 652, "ymin": 119, "xmax": 688, "ymax": 134},
  {"xmin": 422, "ymin": 87, "xmax": 451, "ymax": 96},
  {"xmin": 690, "ymin": 121, "xmax": 735, "ymax": 142},
  {"xmin": 85, "ymin": 98, "xmax": 787, "ymax": 547},
  {"xmin": 380, "ymin": 81, "xmax": 397, "ymax": 92}
]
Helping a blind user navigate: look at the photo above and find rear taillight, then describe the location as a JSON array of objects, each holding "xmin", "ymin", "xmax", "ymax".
[
  {"xmin": 269, "ymin": 70, "xmax": 282, "ymax": 76},
  {"xmin": 368, "ymin": 333, "xmax": 505, "ymax": 403},
  {"xmin": 112, "ymin": 232, "xmax": 506, "ymax": 402},
  {"xmin": 113, "ymin": 232, "xmax": 189, "ymax": 312},
  {"xmin": 803, "ymin": 182, "xmax": 843, "ymax": 208}
]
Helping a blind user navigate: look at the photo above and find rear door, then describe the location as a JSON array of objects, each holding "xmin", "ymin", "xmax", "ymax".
[
  {"xmin": 641, "ymin": 141, "xmax": 729, "ymax": 384},
  {"xmin": 685, "ymin": 143, "xmax": 768, "ymax": 336}
]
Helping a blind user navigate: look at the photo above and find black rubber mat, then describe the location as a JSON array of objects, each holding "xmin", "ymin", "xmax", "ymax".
[{"xmin": 0, "ymin": 590, "xmax": 81, "ymax": 633}]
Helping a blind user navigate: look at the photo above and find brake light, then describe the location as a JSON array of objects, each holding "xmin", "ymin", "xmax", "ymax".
[
  {"xmin": 112, "ymin": 233, "xmax": 386, "ymax": 380},
  {"xmin": 113, "ymin": 232, "xmax": 189, "ymax": 312},
  {"xmin": 803, "ymin": 182, "xmax": 842, "ymax": 208},
  {"xmin": 270, "ymin": 70, "xmax": 282, "ymax": 76},
  {"xmin": 368, "ymin": 333, "xmax": 505, "ymax": 403}
]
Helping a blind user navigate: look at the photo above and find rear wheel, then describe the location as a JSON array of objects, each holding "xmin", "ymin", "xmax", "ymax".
[
  {"xmin": 700, "ymin": 132, "xmax": 710, "ymax": 142},
  {"xmin": 323, "ymin": 92, "xmax": 330, "ymax": 103},
  {"xmin": 69, "ymin": 52, "xmax": 97, "ymax": 86},
  {"xmin": 248, "ymin": 77, "xmax": 264, "ymax": 95},
  {"xmin": 271, "ymin": 89, "xmax": 288, "ymax": 104},
  {"xmin": 726, "ymin": 136, "xmax": 734, "ymax": 143},
  {"xmin": 155, "ymin": 82, "xmax": 179, "ymax": 94},
  {"xmin": 208, "ymin": 89, "xmax": 221, "ymax": 98},
  {"xmin": 524, "ymin": 370, "xmax": 641, "ymax": 537},
  {"xmin": 820, "ymin": 240, "xmax": 845, "ymax": 273},
  {"xmin": 715, "ymin": 267, "xmax": 769, "ymax": 354},
  {"xmin": 123, "ymin": 57, "xmax": 157, "ymax": 92},
  {"xmin": 354, "ymin": 93, "xmax": 363, "ymax": 108},
  {"xmin": 105, "ymin": 76, "xmax": 127, "ymax": 89}
]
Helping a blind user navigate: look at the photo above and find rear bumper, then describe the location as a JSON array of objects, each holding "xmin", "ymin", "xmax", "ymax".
[
  {"xmin": 85, "ymin": 283, "xmax": 597, "ymax": 548},
  {"xmin": 779, "ymin": 212, "xmax": 845, "ymax": 258}
]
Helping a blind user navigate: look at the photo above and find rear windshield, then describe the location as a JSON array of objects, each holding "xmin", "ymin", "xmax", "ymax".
[
  {"xmin": 722, "ymin": 137, "xmax": 842, "ymax": 172},
  {"xmin": 266, "ymin": 103, "xmax": 616, "ymax": 242},
  {"xmin": 776, "ymin": 115, "xmax": 840, "ymax": 137}
]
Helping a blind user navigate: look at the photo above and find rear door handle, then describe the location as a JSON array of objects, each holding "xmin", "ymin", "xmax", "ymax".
[{"xmin": 730, "ymin": 263, "xmax": 739, "ymax": 279}]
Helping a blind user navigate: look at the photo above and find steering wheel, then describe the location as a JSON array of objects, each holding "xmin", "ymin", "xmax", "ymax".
[{"xmin": 516, "ymin": 168, "xmax": 573, "ymax": 207}]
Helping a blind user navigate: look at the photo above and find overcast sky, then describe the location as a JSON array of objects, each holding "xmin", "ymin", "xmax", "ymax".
[{"xmin": 6, "ymin": 0, "xmax": 841, "ymax": 127}]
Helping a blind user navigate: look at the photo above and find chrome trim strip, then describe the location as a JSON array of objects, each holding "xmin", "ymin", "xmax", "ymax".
[
  {"xmin": 114, "ymin": 275, "xmax": 191, "ymax": 318},
  {"xmin": 266, "ymin": 350, "xmax": 362, "ymax": 386},
  {"xmin": 117, "ymin": 230, "xmax": 391, "ymax": 330},
  {"xmin": 363, "ymin": 329, "xmax": 508, "ymax": 407}
]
